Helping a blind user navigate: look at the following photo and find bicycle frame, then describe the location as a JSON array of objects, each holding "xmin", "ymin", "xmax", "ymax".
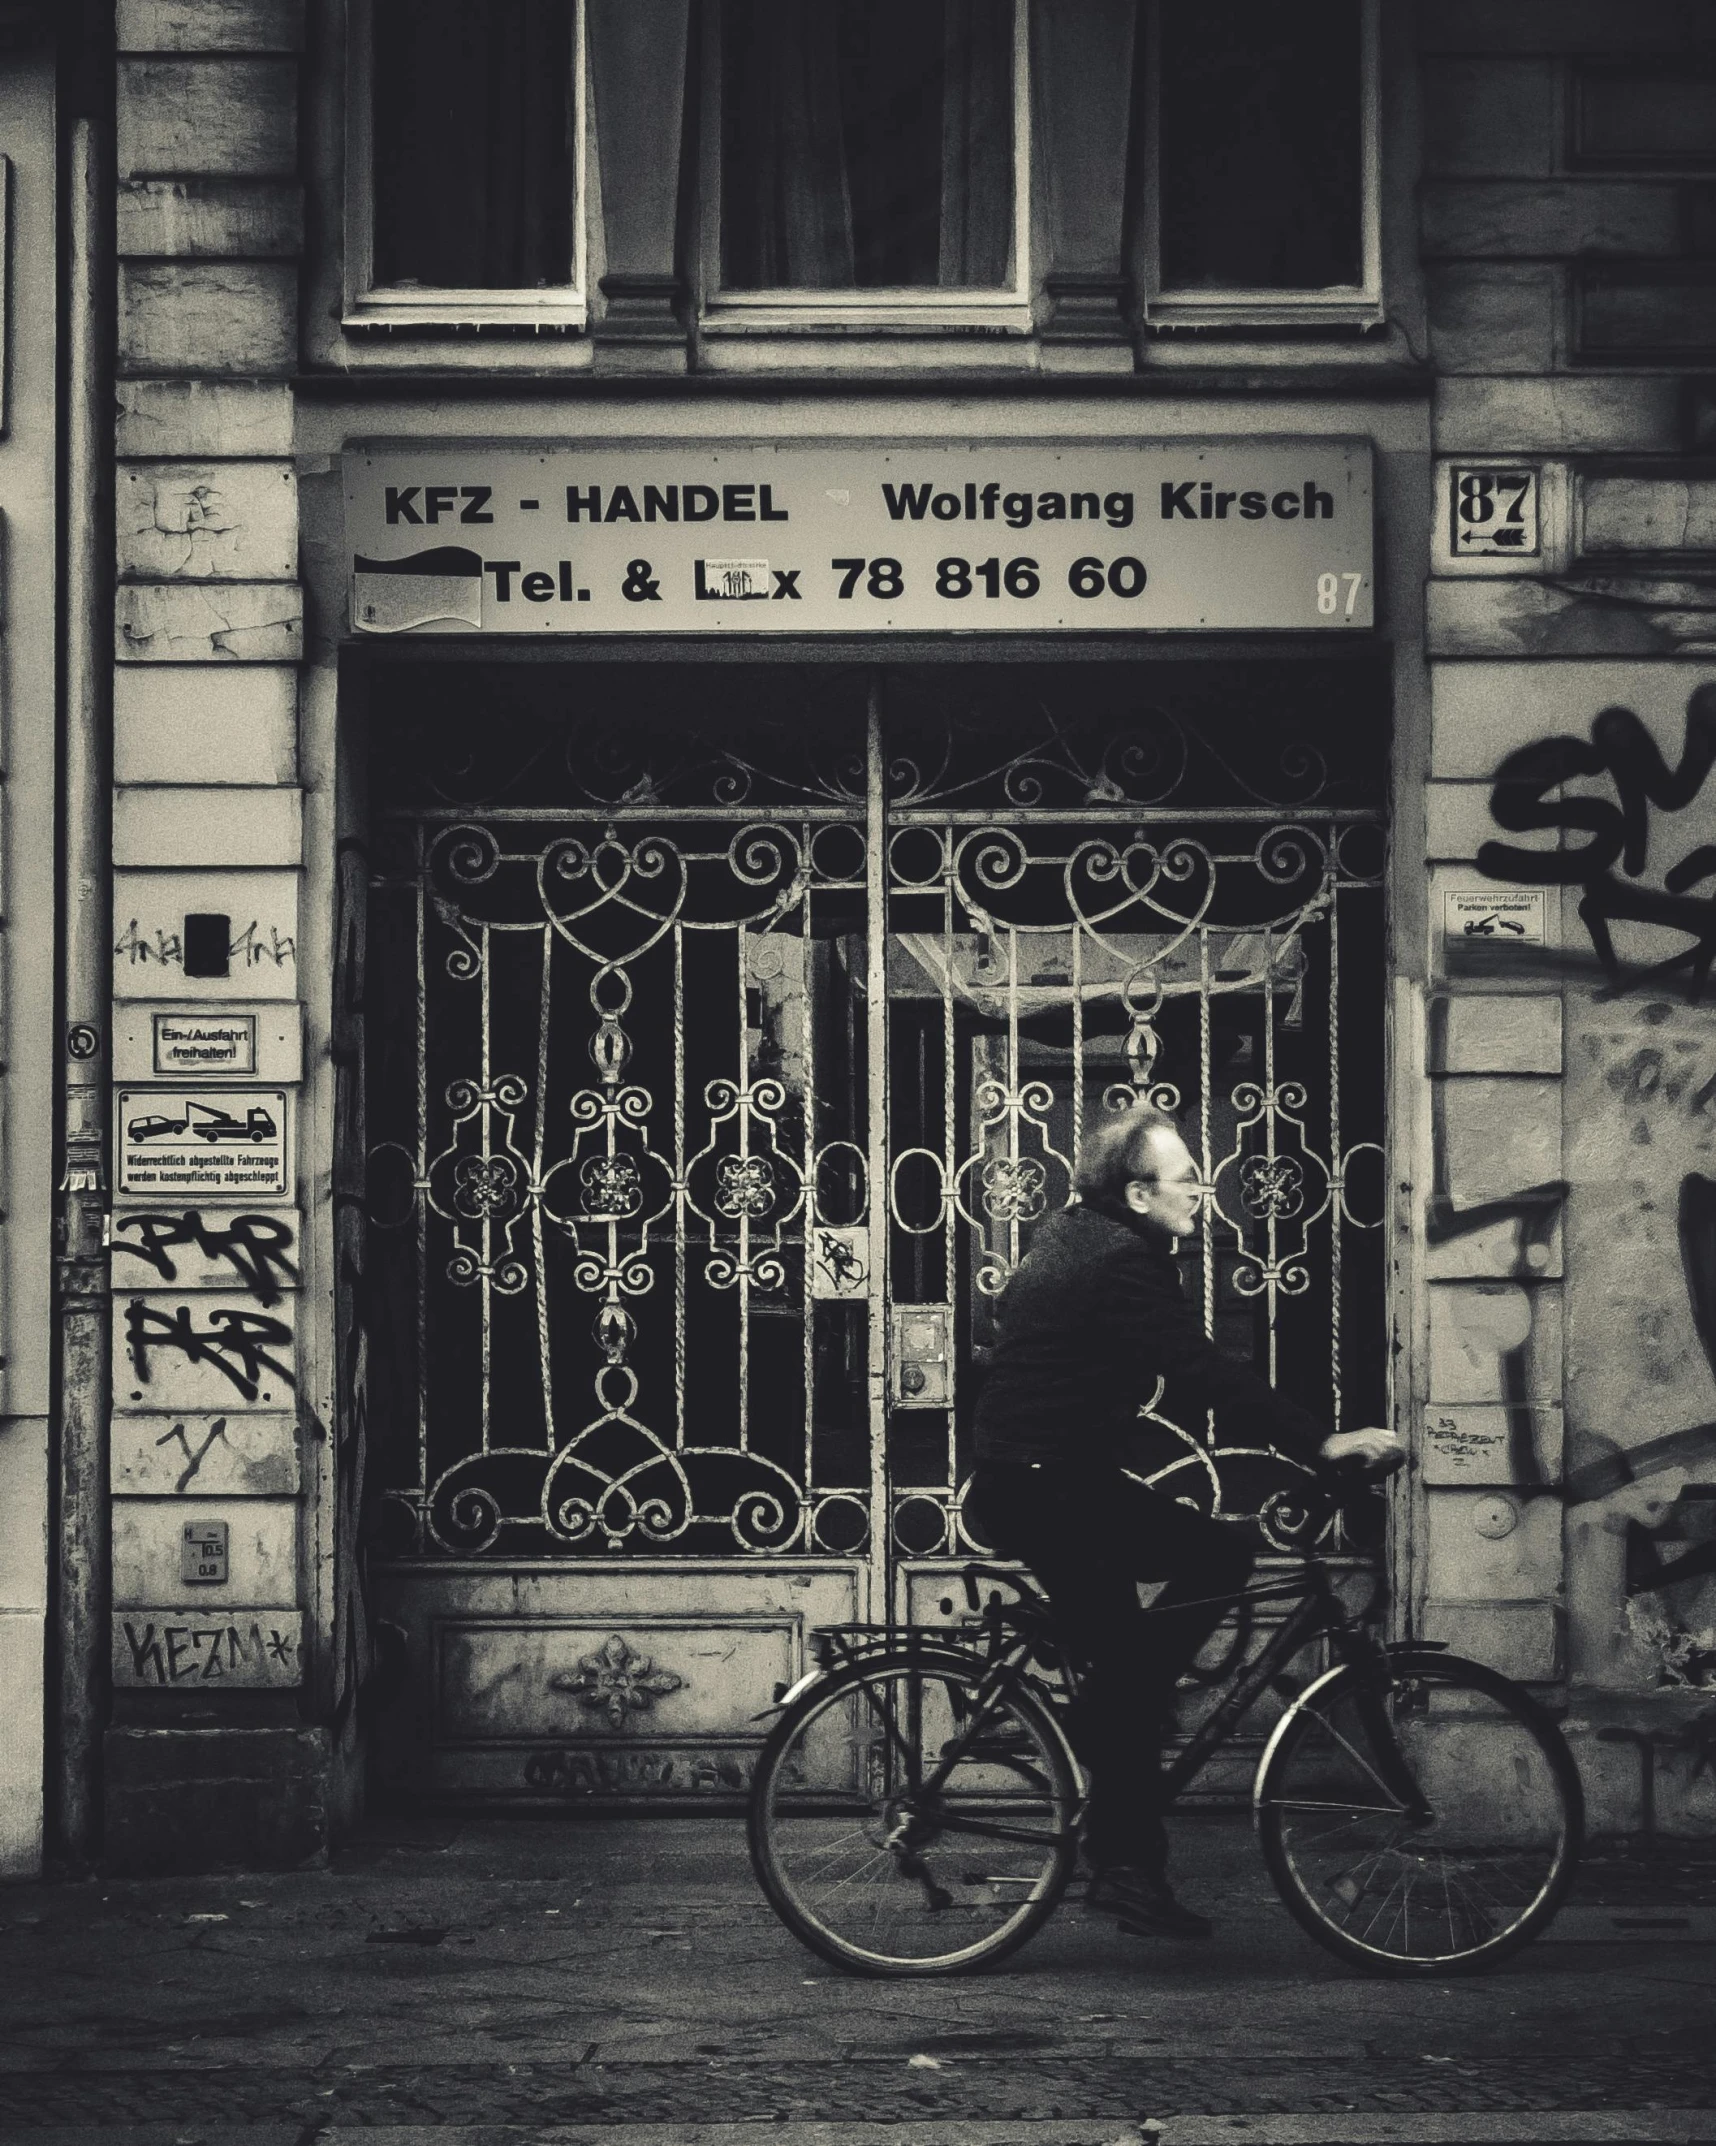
[
  {"xmin": 792, "ymin": 1548, "xmax": 1423, "ymax": 1844},
  {"xmin": 1160, "ymin": 1559, "xmax": 1371, "ymax": 1803}
]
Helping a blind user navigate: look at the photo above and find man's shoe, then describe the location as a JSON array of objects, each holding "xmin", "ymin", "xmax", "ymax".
[{"xmin": 1085, "ymin": 1865, "xmax": 1214, "ymax": 1939}]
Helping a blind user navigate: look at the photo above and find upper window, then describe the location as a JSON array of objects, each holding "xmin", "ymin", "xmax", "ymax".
[
  {"xmin": 1142, "ymin": 0, "xmax": 1380, "ymax": 329},
  {"xmin": 347, "ymin": 0, "xmax": 586, "ymax": 329},
  {"xmin": 705, "ymin": 0, "xmax": 1028, "ymax": 328}
]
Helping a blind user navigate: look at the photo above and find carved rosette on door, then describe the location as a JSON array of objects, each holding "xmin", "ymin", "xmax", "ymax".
[{"xmin": 550, "ymin": 1635, "xmax": 685, "ymax": 1728}]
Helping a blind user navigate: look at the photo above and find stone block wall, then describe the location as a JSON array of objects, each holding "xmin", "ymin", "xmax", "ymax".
[
  {"xmin": 104, "ymin": 0, "xmax": 324, "ymax": 1874},
  {"xmin": 1420, "ymin": 0, "xmax": 1716, "ymax": 1831}
]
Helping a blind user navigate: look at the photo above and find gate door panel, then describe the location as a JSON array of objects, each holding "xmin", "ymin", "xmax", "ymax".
[
  {"xmin": 881, "ymin": 669, "xmax": 1388, "ymax": 1575},
  {"xmin": 361, "ymin": 661, "xmax": 1387, "ymax": 1804}
]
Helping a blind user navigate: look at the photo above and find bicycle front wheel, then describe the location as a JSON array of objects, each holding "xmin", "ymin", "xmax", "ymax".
[
  {"xmin": 1255, "ymin": 1648, "xmax": 1582, "ymax": 1975},
  {"xmin": 748, "ymin": 1653, "xmax": 1079, "ymax": 1976}
]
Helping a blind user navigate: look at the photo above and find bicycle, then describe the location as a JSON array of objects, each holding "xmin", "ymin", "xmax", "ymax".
[{"xmin": 747, "ymin": 1482, "xmax": 1585, "ymax": 1979}]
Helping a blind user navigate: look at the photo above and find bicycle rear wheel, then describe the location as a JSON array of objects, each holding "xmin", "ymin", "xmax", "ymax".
[
  {"xmin": 1255, "ymin": 1648, "xmax": 1582, "ymax": 1975},
  {"xmin": 748, "ymin": 1653, "xmax": 1079, "ymax": 1976}
]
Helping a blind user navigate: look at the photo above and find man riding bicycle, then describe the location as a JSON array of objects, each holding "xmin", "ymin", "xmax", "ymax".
[{"xmin": 968, "ymin": 1105, "xmax": 1405, "ymax": 1940}]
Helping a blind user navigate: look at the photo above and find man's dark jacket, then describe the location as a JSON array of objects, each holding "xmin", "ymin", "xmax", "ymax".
[{"xmin": 973, "ymin": 1199, "xmax": 1328, "ymax": 1471}]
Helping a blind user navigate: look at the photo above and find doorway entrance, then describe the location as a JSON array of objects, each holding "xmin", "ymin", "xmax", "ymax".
[{"xmin": 359, "ymin": 659, "xmax": 1388, "ymax": 1804}]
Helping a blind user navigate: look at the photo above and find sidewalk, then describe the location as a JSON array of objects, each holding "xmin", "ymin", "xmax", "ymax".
[{"xmin": 0, "ymin": 1813, "xmax": 1711, "ymax": 2143}]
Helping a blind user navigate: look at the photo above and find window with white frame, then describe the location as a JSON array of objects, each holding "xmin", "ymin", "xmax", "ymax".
[
  {"xmin": 346, "ymin": 0, "xmax": 586, "ymax": 329},
  {"xmin": 1142, "ymin": 0, "xmax": 1380, "ymax": 330},
  {"xmin": 705, "ymin": 0, "xmax": 1029, "ymax": 329}
]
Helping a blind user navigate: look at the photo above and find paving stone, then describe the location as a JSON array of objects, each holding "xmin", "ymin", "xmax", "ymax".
[
  {"xmin": 0, "ymin": 2054, "xmax": 1714, "ymax": 2126},
  {"xmin": 1, "ymin": 1819, "xmax": 1712, "ymax": 2132}
]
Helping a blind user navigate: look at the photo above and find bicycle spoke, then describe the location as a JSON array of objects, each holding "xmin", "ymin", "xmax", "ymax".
[
  {"xmin": 1256, "ymin": 1797, "xmax": 1405, "ymax": 1819},
  {"xmin": 1326, "ymin": 1840, "xmax": 1399, "ymax": 1928},
  {"xmin": 1293, "ymin": 1701, "xmax": 1411, "ymax": 1810},
  {"xmin": 855, "ymin": 1681, "xmax": 918, "ymax": 1786}
]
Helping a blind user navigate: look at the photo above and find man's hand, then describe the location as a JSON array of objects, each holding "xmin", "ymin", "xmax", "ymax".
[{"xmin": 1319, "ymin": 1426, "xmax": 1407, "ymax": 1477}]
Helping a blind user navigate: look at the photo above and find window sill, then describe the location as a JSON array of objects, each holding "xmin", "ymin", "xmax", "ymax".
[
  {"xmin": 1145, "ymin": 291, "xmax": 1385, "ymax": 333},
  {"xmin": 702, "ymin": 294, "xmax": 1034, "ymax": 337},
  {"xmin": 343, "ymin": 289, "xmax": 589, "ymax": 335}
]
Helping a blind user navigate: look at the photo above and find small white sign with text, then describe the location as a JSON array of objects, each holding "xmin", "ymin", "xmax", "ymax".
[
  {"xmin": 153, "ymin": 1012, "xmax": 258, "ymax": 1075},
  {"xmin": 1443, "ymin": 888, "xmax": 1547, "ymax": 945}
]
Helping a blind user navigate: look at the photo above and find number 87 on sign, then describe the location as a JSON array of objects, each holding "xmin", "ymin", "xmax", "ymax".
[{"xmin": 1450, "ymin": 466, "xmax": 1540, "ymax": 558}]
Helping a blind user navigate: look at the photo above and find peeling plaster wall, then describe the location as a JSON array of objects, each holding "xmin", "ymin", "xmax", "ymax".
[
  {"xmin": 104, "ymin": 0, "xmax": 325, "ymax": 1876},
  {"xmin": 1423, "ymin": 0, "xmax": 1716, "ymax": 1834}
]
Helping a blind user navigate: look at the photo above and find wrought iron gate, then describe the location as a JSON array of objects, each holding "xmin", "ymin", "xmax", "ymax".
[{"xmin": 361, "ymin": 660, "xmax": 1387, "ymax": 1803}]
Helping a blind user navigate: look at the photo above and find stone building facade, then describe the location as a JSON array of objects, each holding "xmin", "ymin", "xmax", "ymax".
[
  {"xmin": 0, "ymin": 3, "xmax": 64, "ymax": 1878},
  {"xmin": 17, "ymin": 0, "xmax": 1716, "ymax": 1875}
]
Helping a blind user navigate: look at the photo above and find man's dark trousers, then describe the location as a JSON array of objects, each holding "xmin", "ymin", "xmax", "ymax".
[{"xmin": 971, "ymin": 1461, "xmax": 1256, "ymax": 1874}]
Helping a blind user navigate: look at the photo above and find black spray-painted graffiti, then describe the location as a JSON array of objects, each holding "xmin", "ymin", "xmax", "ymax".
[
  {"xmin": 1425, "ymin": 1177, "xmax": 1568, "ymax": 1491},
  {"xmin": 521, "ymin": 1747, "xmax": 750, "ymax": 1796},
  {"xmin": 1557, "ymin": 1172, "xmax": 1716, "ymax": 1605},
  {"xmin": 124, "ymin": 1299, "xmax": 296, "ymax": 1403},
  {"xmin": 1478, "ymin": 685, "xmax": 1716, "ymax": 1000},
  {"xmin": 113, "ymin": 920, "xmax": 296, "ymax": 969},
  {"xmin": 113, "ymin": 1210, "xmax": 298, "ymax": 1306},
  {"xmin": 154, "ymin": 1417, "xmax": 231, "ymax": 1492},
  {"xmin": 119, "ymin": 1617, "xmax": 298, "ymax": 1685}
]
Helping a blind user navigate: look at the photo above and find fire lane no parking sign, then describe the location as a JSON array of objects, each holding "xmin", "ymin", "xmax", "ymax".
[{"xmin": 116, "ymin": 1088, "xmax": 290, "ymax": 1200}]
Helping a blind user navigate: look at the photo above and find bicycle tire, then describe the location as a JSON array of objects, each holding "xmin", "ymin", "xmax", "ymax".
[
  {"xmin": 748, "ymin": 1650, "xmax": 1080, "ymax": 1976},
  {"xmin": 1255, "ymin": 1647, "xmax": 1583, "ymax": 1975}
]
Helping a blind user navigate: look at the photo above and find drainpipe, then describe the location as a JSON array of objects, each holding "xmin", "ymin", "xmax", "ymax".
[{"xmin": 53, "ymin": 107, "xmax": 114, "ymax": 1868}]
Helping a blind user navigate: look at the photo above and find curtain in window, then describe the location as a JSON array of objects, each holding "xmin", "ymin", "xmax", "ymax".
[
  {"xmin": 1158, "ymin": 0, "xmax": 1363, "ymax": 294},
  {"xmin": 937, "ymin": 0, "xmax": 1012, "ymax": 287},
  {"xmin": 721, "ymin": 0, "xmax": 1012, "ymax": 291},
  {"xmin": 372, "ymin": 0, "xmax": 575, "ymax": 290}
]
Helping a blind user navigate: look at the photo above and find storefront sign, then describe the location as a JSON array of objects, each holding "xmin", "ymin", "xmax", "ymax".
[
  {"xmin": 116, "ymin": 1087, "xmax": 290, "ymax": 1199},
  {"xmin": 344, "ymin": 440, "xmax": 1373, "ymax": 636}
]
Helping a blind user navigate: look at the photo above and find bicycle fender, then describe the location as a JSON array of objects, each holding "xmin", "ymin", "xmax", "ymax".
[
  {"xmin": 748, "ymin": 1639, "xmax": 992, "ymax": 1721},
  {"xmin": 748, "ymin": 1664, "xmax": 827, "ymax": 1722},
  {"xmin": 1251, "ymin": 1657, "xmax": 1352, "ymax": 1810},
  {"xmin": 1251, "ymin": 1641, "xmax": 1494, "ymax": 1812}
]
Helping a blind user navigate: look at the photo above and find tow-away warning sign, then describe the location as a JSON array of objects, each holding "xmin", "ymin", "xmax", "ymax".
[{"xmin": 116, "ymin": 1088, "xmax": 290, "ymax": 1199}]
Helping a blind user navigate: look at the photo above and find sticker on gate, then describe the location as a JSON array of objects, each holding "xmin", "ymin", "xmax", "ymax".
[{"xmin": 811, "ymin": 1225, "xmax": 870, "ymax": 1299}]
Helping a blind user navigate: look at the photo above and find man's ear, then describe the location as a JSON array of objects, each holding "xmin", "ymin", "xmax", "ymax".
[{"xmin": 1123, "ymin": 1180, "xmax": 1152, "ymax": 1214}]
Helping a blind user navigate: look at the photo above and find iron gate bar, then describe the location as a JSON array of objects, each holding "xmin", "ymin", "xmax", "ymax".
[
  {"xmin": 865, "ymin": 683, "xmax": 892, "ymax": 1625},
  {"xmin": 364, "ymin": 672, "xmax": 1385, "ymax": 1582}
]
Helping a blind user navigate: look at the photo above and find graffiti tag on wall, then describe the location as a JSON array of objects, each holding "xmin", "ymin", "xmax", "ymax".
[{"xmin": 1478, "ymin": 685, "xmax": 1716, "ymax": 1000}]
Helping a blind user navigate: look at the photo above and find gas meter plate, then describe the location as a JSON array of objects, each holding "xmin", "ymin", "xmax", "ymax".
[
  {"xmin": 116, "ymin": 1087, "xmax": 290, "ymax": 1200},
  {"xmin": 181, "ymin": 1518, "xmax": 230, "ymax": 1586}
]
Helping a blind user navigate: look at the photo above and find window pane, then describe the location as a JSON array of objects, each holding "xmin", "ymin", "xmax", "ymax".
[
  {"xmin": 1159, "ymin": 1, "xmax": 1363, "ymax": 293},
  {"xmin": 721, "ymin": 0, "xmax": 1013, "ymax": 291},
  {"xmin": 371, "ymin": 0, "xmax": 575, "ymax": 290}
]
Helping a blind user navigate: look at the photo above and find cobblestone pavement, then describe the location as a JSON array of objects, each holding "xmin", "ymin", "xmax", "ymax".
[
  {"xmin": 0, "ymin": 1817, "xmax": 1711, "ymax": 2129},
  {"xmin": 1, "ymin": 2052, "xmax": 1715, "ymax": 2127}
]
